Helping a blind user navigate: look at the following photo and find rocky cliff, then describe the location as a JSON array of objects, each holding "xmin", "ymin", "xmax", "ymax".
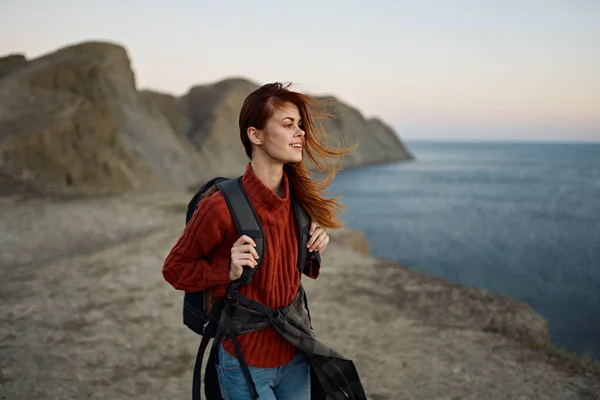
[{"xmin": 0, "ymin": 41, "xmax": 412, "ymax": 197}]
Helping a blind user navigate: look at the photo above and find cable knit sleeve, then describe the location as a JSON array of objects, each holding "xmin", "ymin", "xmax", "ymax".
[{"xmin": 162, "ymin": 192, "xmax": 234, "ymax": 292}]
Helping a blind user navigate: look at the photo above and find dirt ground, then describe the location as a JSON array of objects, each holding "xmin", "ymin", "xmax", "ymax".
[{"xmin": 1, "ymin": 191, "xmax": 598, "ymax": 400}]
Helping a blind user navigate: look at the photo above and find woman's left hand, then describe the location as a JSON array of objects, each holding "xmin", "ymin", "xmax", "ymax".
[{"xmin": 307, "ymin": 221, "xmax": 330, "ymax": 253}]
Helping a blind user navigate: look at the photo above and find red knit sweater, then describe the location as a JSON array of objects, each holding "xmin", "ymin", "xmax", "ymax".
[{"xmin": 162, "ymin": 163, "xmax": 320, "ymax": 368}]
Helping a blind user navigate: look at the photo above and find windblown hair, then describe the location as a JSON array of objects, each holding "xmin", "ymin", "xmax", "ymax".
[{"xmin": 239, "ymin": 82, "xmax": 357, "ymax": 229}]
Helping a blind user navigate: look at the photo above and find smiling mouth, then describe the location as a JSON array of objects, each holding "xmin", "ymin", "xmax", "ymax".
[{"xmin": 290, "ymin": 144, "xmax": 303, "ymax": 150}]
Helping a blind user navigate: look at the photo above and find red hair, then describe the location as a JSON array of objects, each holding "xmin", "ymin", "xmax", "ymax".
[{"xmin": 239, "ymin": 82, "xmax": 356, "ymax": 229}]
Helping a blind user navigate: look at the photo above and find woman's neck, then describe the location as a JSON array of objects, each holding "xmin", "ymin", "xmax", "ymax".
[{"xmin": 250, "ymin": 158, "xmax": 285, "ymax": 197}]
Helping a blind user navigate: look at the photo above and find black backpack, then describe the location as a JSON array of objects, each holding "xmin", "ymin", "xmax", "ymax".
[{"xmin": 183, "ymin": 175, "xmax": 319, "ymax": 400}]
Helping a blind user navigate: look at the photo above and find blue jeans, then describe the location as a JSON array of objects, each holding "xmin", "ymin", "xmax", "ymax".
[{"xmin": 216, "ymin": 343, "xmax": 311, "ymax": 399}]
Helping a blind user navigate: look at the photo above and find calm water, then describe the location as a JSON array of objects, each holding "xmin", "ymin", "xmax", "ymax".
[{"xmin": 329, "ymin": 140, "xmax": 600, "ymax": 359}]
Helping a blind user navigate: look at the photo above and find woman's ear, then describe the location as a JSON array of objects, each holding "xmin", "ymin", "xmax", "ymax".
[{"xmin": 247, "ymin": 127, "xmax": 263, "ymax": 146}]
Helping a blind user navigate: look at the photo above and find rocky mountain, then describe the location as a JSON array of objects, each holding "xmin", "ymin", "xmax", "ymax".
[{"xmin": 0, "ymin": 41, "xmax": 412, "ymax": 196}]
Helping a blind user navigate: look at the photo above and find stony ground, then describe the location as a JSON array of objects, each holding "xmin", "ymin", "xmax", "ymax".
[{"xmin": 1, "ymin": 191, "xmax": 598, "ymax": 400}]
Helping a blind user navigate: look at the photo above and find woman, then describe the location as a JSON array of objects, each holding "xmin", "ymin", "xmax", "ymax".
[{"xmin": 162, "ymin": 82, "xmax": 363, "ymax": 399}]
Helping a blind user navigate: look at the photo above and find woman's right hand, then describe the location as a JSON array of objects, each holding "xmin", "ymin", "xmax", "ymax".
[{"xmin": 229, "ymin": 235, "xmax": 259, "ymax": 280}]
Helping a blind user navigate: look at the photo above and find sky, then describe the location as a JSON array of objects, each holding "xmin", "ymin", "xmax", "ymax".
[{"xmin": 1, "ymin": 0, "xmax": 599, "ymax": 142}]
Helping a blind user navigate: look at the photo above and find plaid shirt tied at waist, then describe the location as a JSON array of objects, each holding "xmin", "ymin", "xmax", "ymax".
[{"xmin": 211, "ymin": 285, "xmax": 367, "ymax": 400}]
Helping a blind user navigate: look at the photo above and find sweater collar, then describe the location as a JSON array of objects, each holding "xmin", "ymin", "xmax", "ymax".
[{"xmin": 241, "ymin": 163, "xmax": 290, "ymax": 212}]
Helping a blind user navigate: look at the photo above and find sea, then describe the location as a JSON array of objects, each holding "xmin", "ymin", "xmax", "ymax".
[{"xmin": 328, "ymin": 140, "xmax": 600, "ymax": 360}]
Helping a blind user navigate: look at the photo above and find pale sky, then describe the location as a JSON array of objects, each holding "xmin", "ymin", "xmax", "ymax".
[{"xmin": 1, "ymin": 0, "xmax": 599, "ymax": 142}]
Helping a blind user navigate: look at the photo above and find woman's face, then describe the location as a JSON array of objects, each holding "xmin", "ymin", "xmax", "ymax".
[{"xmin": 257, "ymin": 102, "xmax": 305, "ymax": 164}]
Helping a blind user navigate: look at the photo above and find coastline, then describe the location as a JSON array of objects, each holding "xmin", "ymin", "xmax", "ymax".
[{"xmin": 1, "ymin": 190, "xmax": 598, "ymax": 399}]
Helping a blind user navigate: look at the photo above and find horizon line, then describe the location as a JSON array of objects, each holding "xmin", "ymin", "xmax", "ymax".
[{"xmin": 401, "ymin": 137, "xmax": 600, "ymax": 144}]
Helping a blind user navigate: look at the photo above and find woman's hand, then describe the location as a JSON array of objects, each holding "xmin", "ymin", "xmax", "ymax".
[
  {"xmin": 230, "ymin": 235, "xmax": 259, "ymax": 280},
  {"xmin": 307, "ymin": 221, "xmax": 330, "ymax": 253}
]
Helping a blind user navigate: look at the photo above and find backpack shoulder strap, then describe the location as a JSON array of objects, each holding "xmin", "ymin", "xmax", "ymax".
[
  {"xmin": 292, "ymin": 200, "xmax": 321, "ymax": 274},
  {"xmin": 216, "ymin": 177, "xmax": 264, "ymax": 285}
]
